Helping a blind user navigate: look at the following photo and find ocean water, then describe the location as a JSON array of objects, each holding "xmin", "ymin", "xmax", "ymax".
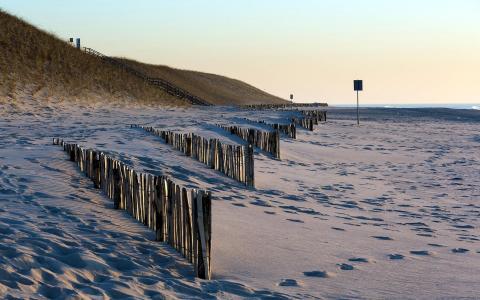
[
  {"xmin": 329, "ymin": 105, "xmax": 480, "ymax": 123},
  {"xmin": 334, "ymin": 104, "xmax": 479, "ymax": 110}
]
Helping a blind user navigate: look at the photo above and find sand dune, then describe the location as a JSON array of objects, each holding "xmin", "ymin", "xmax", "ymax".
[
  {"xmin": 117, "ymin": 59, "xmax": 288, "ymax": 106},
  {"xmin": 0, "ymin": 10, "xmax": 287, "ymax": 106}
]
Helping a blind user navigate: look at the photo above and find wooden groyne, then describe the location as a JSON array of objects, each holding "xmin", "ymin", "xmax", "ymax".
[
  {"xmin": 132, "ymin": 125, "xmax": 255, "ymax": 187},
  {"xmin": 53, "ymin": 138, "xmax": 212, "ymax": 279},
  {"xmin": 293, "ymin": 110, "xmax": 327, "ymax": 131},
  {"xmin": 300, "ymin": 110, "xmax": 327, "ymax": 123},
  {"xmin": 240, "ymin": 103, "xmax": 328, "ymax": 110},
  {"xmin": 243, "ymin": 118, "xmax": 296, "ymax": 139},
  {"xmin": 217, "ymin": 125, "xmax": 280, "ymax": 159},
  {"xmin": 292, "ymin": 117, "xmax": 314, "ymax": 131}
]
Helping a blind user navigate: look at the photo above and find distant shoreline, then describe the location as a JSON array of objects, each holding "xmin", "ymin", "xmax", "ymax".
[{"xmin": 332, "ymin": 104, "xmax": 480, "ymax": 110}]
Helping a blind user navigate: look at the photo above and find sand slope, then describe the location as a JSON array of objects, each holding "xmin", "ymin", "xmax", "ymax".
[
  {"xmin": 0, "ymin": 10, "xmax": 287, "ymax": 106},
  {"xmin": 118, "ymin": 59, "xmax": 288, "ymax": 105}
]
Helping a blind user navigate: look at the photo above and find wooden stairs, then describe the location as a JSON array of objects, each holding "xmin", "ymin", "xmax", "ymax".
[{"xmin": 84, "ymin": 47, "xmax": 211, "ymax": 106}]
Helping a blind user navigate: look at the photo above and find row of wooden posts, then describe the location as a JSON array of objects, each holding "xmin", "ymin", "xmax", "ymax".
[
  {"xmin": 132, "ymin": 125, "xmax": 255, "ymax": 187},
  {"xmin": 292, "ymin": 117, "xmax": 315, "ymax": 131},
  {"xmin": 300, "ymin": 110, "xmax": 327, "ymax": 123},
  {"xmin": 217, "ymin": 125, "xmax": 281, "ymax": 159},
  {"xmin": 243, "ymin": 118, "xmax": 297, "ymax": 139},
  {"xmin": 292, "ymin": 110, "xmax": 328, "ymax": 131},
  {"xmin": 52, "ymin": 138, "xmax": 212, "ymax": 279},
  {"xmin": 240, "ymin": 103, "xmax": 328, "ymax": 110}
]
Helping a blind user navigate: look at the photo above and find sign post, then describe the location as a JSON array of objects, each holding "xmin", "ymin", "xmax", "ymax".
[{"xmin": 353, "ymin": 80, "xmax": 363, "ymax": 125}]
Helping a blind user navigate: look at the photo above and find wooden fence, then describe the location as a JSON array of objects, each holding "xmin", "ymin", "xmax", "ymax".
[
  {"xmin": 132, "ymin": 125, "xmax": 255, "ymax": 188},
  {"xmin": 240, "ymin": 103, "xmax": 328, "ymax": 110},
  {"xmin": 292, "ymin": 110, "xmax": 327, "ymax": 131},
  {"xmin": 300, "ymin": 110, "xmax": 327, "ymax": 123},
  {"xmin": 243, "ymin": 118, "xmax": 296, "ymax": 139},
  {"xmin": 52, "ymin": 138, "xmax": 212, "ymax": 279},
  {"xmin": 217, "ymin": 125, "xmax": 280, "ymax": 159},
  {"xmin": 292, "ymin": 117, "xmax": 314, "ymax": 131}
]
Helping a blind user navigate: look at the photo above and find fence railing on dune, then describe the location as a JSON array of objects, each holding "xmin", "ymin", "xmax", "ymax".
[
  {"xmin": 240, "ymin": 103, "xmax": 328, "ymax": 110},
  {"xmin": 132, "ymin": 125, "xmax": 255, "ymax": 188},
  {"xmin": 217, "ymin": 125, "xmax": 280, "ymax": 159},
  {"xmin": 243, "ymin": 118, "xmax": 296, "ymax": 139},
  {"xmin": 52, "ymin": 138, "xmax": 212, "ymax": 279},
  {"xmin": 83, "ymin": 47, "xmax": 211, "ymax": 106}
]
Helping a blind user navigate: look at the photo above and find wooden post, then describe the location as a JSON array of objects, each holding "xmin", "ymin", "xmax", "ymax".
[
  {"xmin": 246, "ymin": 144, "xmax": 254, "ymax": 187},
  {"xmin": 154, "ymin": 176, "xmax": 164, "ymax": 241},
  {"xmin": 69, "ymin": 146, "xmax": 75, "ymax": 162},
  {"xmin": 92, "ymin": 151, "xmax": 100, "ymax": 188},
  {"xmin": 112, "ymin": 167, "xmax": 121, "ymax": 209},
  {"xmin": 182, "ymin": 187, "xmax": 191, "ymax": 262},
  {"xmin": 194, "ymin": 191, "xmax": 212, "ymax": 279}
]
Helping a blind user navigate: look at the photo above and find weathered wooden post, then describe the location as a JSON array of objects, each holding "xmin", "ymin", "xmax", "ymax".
[
  {"xmin": 186, "ymin": 134, "xmax": 192, "ymax": 157},
  {"xmin": 154, "ymin": 176, "xmax": 163, "ymax": 241},
  {"xmin": 275, "ymin": 130, "xmax": 280, "ymax": 159},
  {"xmin": 113, "ymin": 167, "xmax": 121, "ymax": 209},
  {"xmin": 69, "ymin": 146, "xmax": 75, "ymax": 162},
  {"xmin": 193, "ymin": 191, "xmax": 212, "ymax": 279},
  {"xmin": 246, "ymin": 144, "xmax": 255, "ymax": 187},
  {"xmin": 92, "ymin": 151, "xmax": 101, "ymax": 188}
]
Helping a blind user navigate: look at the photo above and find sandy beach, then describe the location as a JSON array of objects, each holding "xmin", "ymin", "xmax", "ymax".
[
  {"xmin": 2, "ymin": 1, "xmax": 479, "ymax": 298},
  {"xmin": 1, "ymin": 100, "xmax": 479, "ymax": 299}
]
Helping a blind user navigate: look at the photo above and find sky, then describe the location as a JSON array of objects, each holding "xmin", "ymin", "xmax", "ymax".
[{"xmin": 1, "ymin": 0, "xmax": 479, "ymax": 104}]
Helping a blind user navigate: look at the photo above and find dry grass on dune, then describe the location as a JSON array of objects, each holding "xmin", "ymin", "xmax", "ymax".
[
  {"xmin": 0, "ymin": 9, "xmax": 287, "ymax": 107},
  {"xmin": 0, "ymin": 10, "xmax": 185, "ymax": 106},
  {"xmin": 118, "ymin": 59, "xmax": 288, "ymax": 106}
]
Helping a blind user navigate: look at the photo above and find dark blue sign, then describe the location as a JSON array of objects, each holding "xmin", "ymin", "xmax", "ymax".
[{"xmin": 354, "ymin": 80, "xmax": 363, "ymax": 91}]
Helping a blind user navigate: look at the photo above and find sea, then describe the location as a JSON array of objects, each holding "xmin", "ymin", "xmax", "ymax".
[{"xmin": 334, "ymin": 104, "xmax": 479, "ymax": 110}]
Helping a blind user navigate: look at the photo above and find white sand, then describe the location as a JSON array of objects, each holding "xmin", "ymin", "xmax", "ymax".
[{"xmin": 1, "ymin": 98, "xmax": 479, "ymax": 299}]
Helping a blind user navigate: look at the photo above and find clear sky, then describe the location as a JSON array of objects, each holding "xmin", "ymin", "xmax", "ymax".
[{"xmin": 1, "ymin": 0, "xmax": 479, "ymax": 104}]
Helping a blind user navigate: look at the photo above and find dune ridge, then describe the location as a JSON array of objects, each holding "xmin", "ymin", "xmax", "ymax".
[{"xmin": 0, "ymin": 9, "xmax": 286, "ymax": 106}]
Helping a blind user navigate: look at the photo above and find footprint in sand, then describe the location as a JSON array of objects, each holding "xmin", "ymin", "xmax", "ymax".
[
  {"xmin": 451, "ymin": 248, "xmax": 469, "ymax": 254},
  {"xmin": 303, "ymin": 270, "xmax": 334, "ymax": 278},
  {"xmin": 388, "ymin": 254, "xmax": 405, "ymax": 260},
  {"xmin": 337, "ymin": 263, "xmax": 354, "ymax": 270},
  {"xmin": 286, "ymin": 219, "xmax": 304, "ymax": 223},
  {"xmin": 331, "ymin": 227, "xmax": 346, "ymax": 231},
  {"xmin": 249, "ymin": 199, "xmax": 272, "ymax": 207},
  {"xmin": 348, "ymin": 257, "xmax": 370, "ymax": 263},
  {"xmin": 321, "ymin": 185, "xmax": 335, "ymax": 191},
  {"xmin": 410, "ymin": 250, "xmax": 434, "ymax": 256},
  {"xmin": 278, "ymin": 279, "xmax": 302, "ymax": 287},
  {"xmin": 264, "ymin": 211, "xmax": 276, "ymax": 215},
  {"xmin": 231, "ymin": 203, "xmax": 246, "ymax": 207},
  {"xmin": 428, "ymin": 243, "xmax": 446, "ymax": 248},
  {"xmin": 452, "ymin": 224, "xmax": 474, "ymax": 229},
  {"xmin": 371, "ymin": 236, "xmax": 393, "ymax": 241}
]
